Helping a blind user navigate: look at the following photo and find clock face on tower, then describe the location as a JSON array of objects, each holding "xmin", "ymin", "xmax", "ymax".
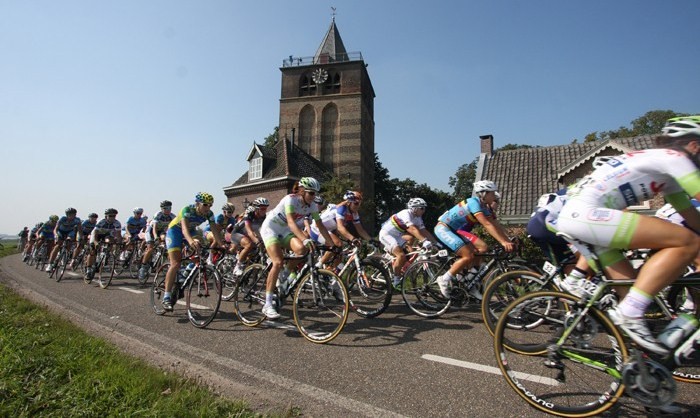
[{"xmin": 312, "ymin": 68, "xmax": 329, "ymax": 84}]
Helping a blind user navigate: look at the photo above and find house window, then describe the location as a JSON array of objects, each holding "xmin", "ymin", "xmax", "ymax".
[{"xmin": 249, "ymin": 156, "xmax": 262, "ymax": 180}]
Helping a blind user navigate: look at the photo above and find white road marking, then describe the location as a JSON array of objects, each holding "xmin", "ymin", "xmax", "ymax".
[
  {"xmin": 422, "ymin": 354, "xmax": 559, "ymax": 386},
  {"xmin": 118, "ymin": 286, "xmax": 144, "ymax": 294}
]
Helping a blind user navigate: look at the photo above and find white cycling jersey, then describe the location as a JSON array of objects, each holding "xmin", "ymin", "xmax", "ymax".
[
  {"xmin": 379, "ymin": 209, "xmax": 426, "ymax": 253},
  {"xmin": 260, "ymin": 194, "xmax": 320, "ymax": 243},
  {"xmin": 655, "ymin": 199, "xmax": 700, "ymax": 227},
  {"xmin": 557, "ymin": 149, "xmax": 700, "ymax": 250}
]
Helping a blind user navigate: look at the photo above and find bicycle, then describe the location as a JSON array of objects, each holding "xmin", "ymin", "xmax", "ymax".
[
  {"xmin": 32, "ymin": 240, "xmax": 52, "ymax": 271},
  {"xmin": 492, "ymin": 251, "xmax": 700, "ymax": 416},
  {"xmin": 48, "ymin": 238, "xmax": 75, "ymax": 282},
  {"xmin": 150, "ymin": 246, "xmax": 223, "ymax": 328},
  {"xmin": 329, "ymin": 240, "xmax": 392, "ymax": 318},
  {"xmin": 400, "ymin": 244, "xmax": 536, "ymax": 318},
  {"xmin": 138, "ymin": 239, "xmax": 167, "ymax": 287},
  {"xmin": 84, "ymin": 237, "xmax": 118, "ymax": 288},
  {"xmin": 233, "ymin": 247, "xmax": 349, "ymax": 344}
]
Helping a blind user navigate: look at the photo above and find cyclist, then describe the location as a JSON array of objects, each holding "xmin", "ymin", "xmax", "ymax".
[
  {"xmin": 121, "ymin": 207, "xmax": 147, "ymax": 264},
  {"xmin": 434, "ymin": 181, "xmax": 515, "ymax": 299},
  {"xmin": 229, "ymin": 197, "xmax": 269, "ymax": 277},
  {"xmin": 555, "ymin": 115, "xmax": 700, "ymax": 355},
  {"xmin": 138, "ymin": 200, "xmax": 175, "ymax": 280},
  {"xmin": 18, "ymin": 227, "xmax": 29, "ymax": 249},
  {"xmin": 84, "ymin": 208, "xmax": 122, "ymax": 281},
  {"xmin": 379, "ymin": 197, "xmax": 439, "ymax": 290},
  {"xmin": 259, "ymin": 177, "xmax": 334, "ymax": 319},
  {"xmin": 203, "ymin": 202, "xmax": 237, "ymax": 254},
  {"xmin": 46, "ymin": 207, "xmax": 82, "ymax": 272},
  {"xmin": 162, "ymin": 192, "xmax": 224, "ymax": 311},
  {"xmin": 311, "ymin": 190, "xmax": 373, "ymax": 270},
  {"xmin": 35, "ymin": 215, "xmax": 59, "ymax": 267},
  {"xmin": 71, "ymin": 212, "xmax": 98, "ymax": 269},
  {"xmin": 23, "ymin": 222, "xmax": 44, "ymax": 262}
]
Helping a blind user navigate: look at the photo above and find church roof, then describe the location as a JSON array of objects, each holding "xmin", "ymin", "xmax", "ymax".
[{"xmin": 314, "ymin": 18, "xmax": 348, "ymax": 63}]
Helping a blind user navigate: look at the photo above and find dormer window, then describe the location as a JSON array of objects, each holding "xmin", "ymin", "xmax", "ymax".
[{"xmin": 249, "ymin": 153, "xmax": 262, "ymax": 180}]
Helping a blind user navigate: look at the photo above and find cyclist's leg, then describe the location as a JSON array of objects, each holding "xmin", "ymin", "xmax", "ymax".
[{"xmin": 164, "ymin": 228, "xmax": 184, "ymax": 295}]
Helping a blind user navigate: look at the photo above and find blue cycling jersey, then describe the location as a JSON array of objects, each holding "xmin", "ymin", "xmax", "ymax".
[
  {"xmin": 57, "ymin": 216, "xmax": 82, "ymax": 233},
  {"xmin": 437, "ymin": 197, "xmax": 491, "ymax": 232},
  {"xmin": 81, "ymin": 219, "xmax": 97, "ymax": 235},
  {"xmin": 125, "ymin": 216, "xmax": 147, "ymax": 235}
]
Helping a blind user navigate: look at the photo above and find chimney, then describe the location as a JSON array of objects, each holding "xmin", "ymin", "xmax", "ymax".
[{"xmin": 479, "ymin": 135, "xmax": 493, "ymax": 155}]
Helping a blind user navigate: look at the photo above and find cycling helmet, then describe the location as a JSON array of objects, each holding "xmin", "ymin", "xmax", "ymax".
[
  {"xmin": 314, "ymin": 195, "xmax": 326, "ymax": 206},
  {"xmin": 473, "ymin": 180, "xmax": 498, "ymax": 193},
  {"xmin": 662, "ymin": 115, "xmax": 700, "ymax": 138},
  {"xmin": 49, "ymin": 215, "xmax": 59, "ymax": 223},
  {"xmin": 160, "ymin": 200, "xmax": 172, "ymax": 208},
  {"xmin": 195, "ymin": 192, "xmax": 214, "ymax": 205},
  {"xmin": 105, "ymin": 208, "xmax": 118, "ymax": 216},
  {"xmin": 252, "ymin": 197, "xmax": 269, "ymax": 207},
  {"xmin": 65, "ymin": 207, "xmax": 77, "ymax": 215},
  {"xmin": 407, "ymin": 197, "xmax": 427, "ymax": 209},
  {"xmin": 592, "ymin": 156, "xmax": 615, "ymax": 169},
  {"xmin": 88, "ymin": 213, "xmax": 98, "ymax": 218},
  {"xmin": 133, "ymin": 207, "xmax": 144, "ymax": 214},
  {"xmin": 344, "ymin": 190, "xmax": 359, "ymax": 202},
  {"xmin": 494, "ymin": 191, "xmax": 502, "ymax": 202},
  {"xmin": 222, "ymin": 203, "xmax": 236, "ymax": 212},
  {"xmin": 299, "ymin": 177, "xmax": 321, "ymax": 192}
]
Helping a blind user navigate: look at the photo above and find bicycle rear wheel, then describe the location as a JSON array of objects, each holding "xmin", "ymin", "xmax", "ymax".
[
  {"xmin": 187, "ymin": 265, "xmax": 222, "ymax": 328},
  {"xmin": 98, "ymin": 249, "xmax": 115, "ymax": 289},
  {"xmin": 401, "ymin": 259, "xmax": 451, "ymax": 318},
  {"xmin": 150, "ymin": 263, "xmax": 169, "ymax": 315},
  {"xmin": 344, "ymin": 257, "xmax": 392, "ymax": 318},
  {"xmin": 293, "ymin": 269, "xmax": 349, "ymax": 344},
  {"xmin": 481, "ymin": 270, "xmax": 551, "ymax": 337},
  {"xmin": 233, "ymin": 264, "xmax": 267, "ymax": 326},
  {"xmin": 494, "ymin": 291, "xmax": 627, "ymax": 417}
]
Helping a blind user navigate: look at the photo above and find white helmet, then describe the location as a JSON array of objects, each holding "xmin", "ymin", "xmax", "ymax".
[
  {"xmin": 662, "ymin": 115, "xmax": 700, "ymax": 138},
  {"xmin": 407, "ymin": 197, "xmax": 427, "ymax": 209},
  {"xmin": 133, "ymin": 207, "xmax": 144, "ymax": 214},
  {"xmin": 299, "ymin": 177, "xmax": 321, "ymax": 192},
  {"xmin": 536, "ymin": 193, "xmax": 558, "ymax": 209},
  {"xmin": 473, "ymin": 180, "xmax": 498, "ymax": 193}
]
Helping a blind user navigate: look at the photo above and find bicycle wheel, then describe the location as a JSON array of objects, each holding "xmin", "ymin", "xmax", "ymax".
[
  {"xmin": 55, "ymin": 250, "xmax": 69, "ymax": 282},
  {"xmin": 233, "ymin": 264, "xmax": 267, "ymax": 326},
  {"xmin": 98, "ymin": 249, "xmax": 117, "ymax": 289},
  {"xmin": 481, "ymin": 270, "xmax": 551, "ymax": 337},
  {"xmin": 186, "ymin": 265, "xmax": 222, "ymax": 328},
  {"xmin": 293, "ymin": 269, "xmax": 349, "ymax": 344},
  {"xmin": 494, "ymin": 291, "xmax": 628, "ymax": 417},
  {"xmin": 344, "ymin": 257, "xmax": 392, "ymax": 318},
  {"xmin": 128, "ymin": 249, "xmax": 142, "ymax": 279},
  {"xmin": 401, "ymin": 259, "xmax": 451, "ymax": 318},
  {"xmin": 150, "ymin": 263, "xmax": 169, "ymax": 315},
  {"xmin": 216, "ymin": 256, "xmax": 237, "ymax": 302}
]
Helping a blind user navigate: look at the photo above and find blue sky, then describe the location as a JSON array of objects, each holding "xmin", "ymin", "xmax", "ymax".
[{"xmin": 2, "ymin": 0, "xmax": 699, "ymax": 234}]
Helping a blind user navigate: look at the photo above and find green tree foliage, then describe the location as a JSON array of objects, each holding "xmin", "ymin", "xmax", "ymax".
[
  {"xmin": 262, "ymin": 126, "xmax": 279, "ymax": 147},
  {"xmin": 581, "ymin": 110, "xmax": 686, "ymax": 142},
  {"xmin": 448, "ymin": 159, "xmax": 477, "ymax": 200}
]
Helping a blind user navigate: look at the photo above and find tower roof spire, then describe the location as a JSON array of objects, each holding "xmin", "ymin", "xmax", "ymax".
[{"xmin": 314, "ymin": 13, "xmax": 348, "ymax": 63}]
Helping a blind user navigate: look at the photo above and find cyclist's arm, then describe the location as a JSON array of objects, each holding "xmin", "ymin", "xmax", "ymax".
[
  {"xmin": 181, "ymin": 218, "xmax": 198, "ymax": 247},
  {"xmin": 243, "ymin": 220, "xmax": 260, "ymax": 244},
  {"xmin": 335, "ymin": 220, "xmax": 356, "ymax": 242},
  {"xmin": 474, "ymin": 212, "xmax": 513, "ymax": 250},
  {"xmin": 287, "ymin": 213, "xmax": 310, "ymax": 243},
  {"xmin": 210, "ymin": 223, "xmax": 225, "ymax": 247}
]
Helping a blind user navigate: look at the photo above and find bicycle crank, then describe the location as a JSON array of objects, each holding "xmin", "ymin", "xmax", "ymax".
[{"xmin": 621, "ymin": 357, "xmax": 676, "ymax": 407}]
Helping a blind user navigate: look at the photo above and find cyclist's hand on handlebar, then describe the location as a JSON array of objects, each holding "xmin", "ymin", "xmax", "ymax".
[
  {"xmin": 302, "ymin": 239, "xmax": 315, "ymax": 249},
  {"xmin": 421, "ymin": 240, "xmax": 433, "ymax": 250},
  {"xmin": 351, "ymin": 238, "xmax": 362, "ymax": 247},
  {"xmin": 501, "ymin": 241, "xmax": 515, "ymax": 253}
]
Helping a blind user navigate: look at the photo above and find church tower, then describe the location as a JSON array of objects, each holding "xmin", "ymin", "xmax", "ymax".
[{"xmin": 279, "ymin": 18, "xmax": 375, "ymax": 201}]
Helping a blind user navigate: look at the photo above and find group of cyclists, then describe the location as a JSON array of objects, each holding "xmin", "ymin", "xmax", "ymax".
[{"xmin": 16, "ymin": 114, "xmax": 700, "ymax": 363}]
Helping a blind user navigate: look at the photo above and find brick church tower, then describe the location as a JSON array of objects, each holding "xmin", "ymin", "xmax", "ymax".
[{"xmin": 279, "ymin": 18, "xmax": 376, "ymax": 201}]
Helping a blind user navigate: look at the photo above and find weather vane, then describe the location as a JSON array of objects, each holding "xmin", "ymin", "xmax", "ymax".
[{"xmin": 331, "ymin": 7, "xmax": 336, "ymax": 21}]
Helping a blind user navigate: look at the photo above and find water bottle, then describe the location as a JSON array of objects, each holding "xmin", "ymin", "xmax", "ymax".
[
  {"xmin": 658, "ymin": 313, "xmax": 699, "ymax": 349},
  {"xmin": 277, "ymin": 268, "xmax": 290, "ymax": 295},
  {"xmin": 179, "ymin": 262, "xmax": 194, "ymax": 283}
]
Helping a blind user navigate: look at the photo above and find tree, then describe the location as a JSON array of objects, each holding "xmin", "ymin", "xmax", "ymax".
[
  {"xmin": 581, "ymin": 110, "xmax": 686, "ymax": 142},
  {"xmin": 448, "ymin": 159, "xmax": 477, "ymax": 200},
  {"xmin": 262, "ymin": 126, "xmax": 279, "ymax": 147}
]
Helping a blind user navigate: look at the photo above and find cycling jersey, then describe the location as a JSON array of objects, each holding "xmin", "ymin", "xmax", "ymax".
[
  {"xmin": 311, "ymin": 204, "xmax": 360, "ymax": 234},
  {"xmin": 125, "ymin": 216, "xmax": 147, "ymax": 235},
  {"xmin": 557, "ymin": 149, "xmax": 700, "ymax": 266},
  {"xmin": 379, "ymin": 209, "xmax": 426, "ymax": 252},
  {"xmin": 80, "ymin": 220, "xmax": 97, "ymax": 236},
  {"xmin": 437, "ymin": 197, "xmax": 492, "ymax": 232},
  {"xmin": 93, "ymin": 219, "xmax": 122, "ymax": 237},
  {"xmin": 168, "ymin": 205, "xmax": 216, "ymax": 233},
  {"xmin": 260, "ymin": 194, "xmax": 321, "ymax": 245},
  {"xmin": 150, "ymin": 211, "xmax": 175, "ymax": 236},
  {"xmin": 526, "ymin": 191, "xmax": 571, "ymax": 263},
  {"xmin": 38, "ymin": 222, "xmax": 57, "ymax": 239},
  {"xmin": 231, "ymin": 207, "xmax": 265, "ymax": 235},
  {"xmin": 203, "ymin": 213, "xmax": 237, "ymax": 234}
]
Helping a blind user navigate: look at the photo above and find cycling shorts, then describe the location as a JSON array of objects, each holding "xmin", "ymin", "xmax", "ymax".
[
  {"xmin": 56, "ymin": 230, "xmax": 77, "ymax": 241},
  {"xmin": 260, "ymin": 225, "xmax": 295, "ymax": 248},
  {"xmin": 379, "ymin": 228, "xmax": 407, "ymax": 254},
  {"xmin": 166, "ymin": 228, "xmax": 201, "ymax": 253}
]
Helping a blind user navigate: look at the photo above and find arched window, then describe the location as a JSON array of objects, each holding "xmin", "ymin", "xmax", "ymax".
[
  {"xmin": 324, "ymin": 72, "xmax": 341, "ymax": 94},
  {"xmin": 298, "ymin": 105, "xmax": 315, "ymax": 155},
  {"xmin": 299, "ymin": 75, "xmax": 316, "ymax": 97},
  {"xmin": 321, "ymin": 104, "xmax": 338, "ymax": 166}
]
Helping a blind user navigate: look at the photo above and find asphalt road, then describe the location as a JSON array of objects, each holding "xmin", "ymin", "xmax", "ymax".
[{"xmin": 2, "ymin": 254, "xmax": 698, "ymax": 417}]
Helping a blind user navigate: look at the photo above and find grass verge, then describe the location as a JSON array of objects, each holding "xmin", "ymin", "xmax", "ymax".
[{"xmin": 0, "ymin": 242, "xmax": 275, "ymax": 417}]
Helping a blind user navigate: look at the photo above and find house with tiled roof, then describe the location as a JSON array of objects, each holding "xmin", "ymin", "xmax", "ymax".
[
  {"xmin": 223, "ymin": 137, "xmax": 332, "ymax": 209},
  {"xmin": 475, "ymin": 134, "xmax": 660, "ymax": 224}
]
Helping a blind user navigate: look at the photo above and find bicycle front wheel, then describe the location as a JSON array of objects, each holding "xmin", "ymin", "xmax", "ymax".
[
  {"xmin": 98, "ymin": 249, "xmax": 117, "ymax": 289},
  {"xmin": 344, "ymin": 257, "xmax": 392, "ymax": 318},
  {"xmin": 150, "ymin": 263, "xmax": 169, "ymax": 315},
  {"xmin": 55, "ymin": 250, "xmax": 69, "ymax": 282},
  {"xmin": 186, "ymin": 265, "xmax": 222, "ymax": 328},
  {"xmin": 293, "ymin": 269, "xmax": 349, "ymax": 344},
  {"xmin": 233, "ymin": 264, "xmax": 267, "ymax": 326},
  {"xmin": 494, "ymin": 291, "xmax": 628, "ymax": 417},
  {"xmin": 401, "ymin": 259, "xmax": 451, "ymax": 318},
  {"xmin": 481, "ymin": 270, "xmax": 551, "ymax": 337},
  {"xmin": 216, "ymin": 256, "xmax": 237, "ymax": 301}
]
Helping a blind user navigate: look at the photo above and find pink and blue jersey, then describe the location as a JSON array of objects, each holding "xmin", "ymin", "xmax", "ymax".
[{"xmin": 438, "ymin": 197, "xmax": 491, "ymax": 232}]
